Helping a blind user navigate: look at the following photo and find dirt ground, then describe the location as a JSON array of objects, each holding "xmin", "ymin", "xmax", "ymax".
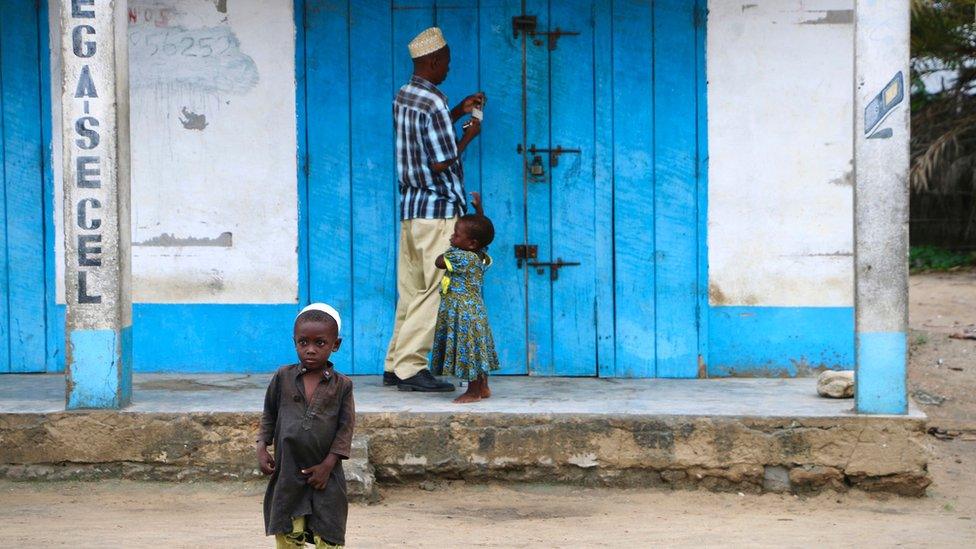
[{"xmin": 1, "ymin": 272, "xmax": 974, "ymax": 548}]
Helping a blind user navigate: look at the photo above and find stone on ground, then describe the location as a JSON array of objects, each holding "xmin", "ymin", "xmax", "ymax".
[{"xmin": 817, "ymin": 370, "xmax": 855, "ymax": 398}]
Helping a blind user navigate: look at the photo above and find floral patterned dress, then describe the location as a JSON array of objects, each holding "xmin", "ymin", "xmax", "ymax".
[{"xmin": 430, "ymin": 246, "xmax": 500, "ymax": 381}]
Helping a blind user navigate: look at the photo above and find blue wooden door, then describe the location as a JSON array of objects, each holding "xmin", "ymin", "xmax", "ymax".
[
  {"xmin": 0, "ymin": 2, "xmax": 49, "ymax": 373},
  {"xmin": 302, "ymin": 0, "xmax": 702, "ymax": 377}
]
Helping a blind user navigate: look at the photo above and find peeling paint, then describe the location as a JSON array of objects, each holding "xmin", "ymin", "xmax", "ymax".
[
  {"xmin": 785, "ymin": 251, "xmax": 853, "ymax": 258},
  {"xmin": 567, "ymin": 453, "xmax": 599, "ymax": 468},
  {"xmin": 708, "ymin": 283, "xmax": 730, "ymax": 305},
  {"xmin": 800, "ymin": 10, "xmax": 853, "ymax": 25},
  {"xmin": 179, "ymin": 107, "xmax": 208, "ymax": 130},
  {"xmin": 397, "ymin": 454, "xmax": 428, "ymax": 466},
  {"xmin": 133, "ymin": 232, "xmax": 232, "ymax": 247},
  {"xmin": 830, "ymin": 170, "xmax": 854, "ymax": 186}
]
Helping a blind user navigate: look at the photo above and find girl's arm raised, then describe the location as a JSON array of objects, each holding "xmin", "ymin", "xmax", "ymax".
[{"xmin": 470, "ymin": 191, "xmax": 484, "ymax": 216}]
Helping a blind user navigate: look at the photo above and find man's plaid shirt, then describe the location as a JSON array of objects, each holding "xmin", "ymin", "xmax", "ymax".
[{"xmin": 393, "ymin": 76, "xmax": 466, "ymax": 220}]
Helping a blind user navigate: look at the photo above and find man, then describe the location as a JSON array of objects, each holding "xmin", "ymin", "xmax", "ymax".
[{"xmin": 385, "ymin": 27, "xmax": 484, "ymax": 392}]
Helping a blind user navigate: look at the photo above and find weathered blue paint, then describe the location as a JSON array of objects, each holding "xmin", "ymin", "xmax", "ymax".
[
  {"xmin": 349, "ymin": 2, "xmax": 396, "ymax": 374},
  {"xmin": 593, "ymin": 2, "xmax": 615, "ymax": 376},
  {"xmin": 132, "ymin": 304, "xmax": 298, "ymax": 372},
  {"xmin": 654, "ymin": 0, "xmax": 700, "ymax": 378},
  {"xmin": 294, "ymin": 0, "xmax": 310, "ymax": 307},
  {"xmin": 548, "ymin": 0, "xmax": 598, "ymax": 376},
  {"xmin": 523, "ymin": 0, "xmax": 553, "ymax": 374},
  {"xmin": 695, "ymin": 0, "xmax": 710, "ymax": 373},
  {"xmin": 0, "ymin": 39, "xmax": 8, "ymax": 373},
  {"xmin": 708, "ymin": 306, "xmax": 855, "ymax": 377},
  {"xmin": 856, "ymin": 331, "xmax": 908, "ymax": 414},
  {"xmin": 305, "ymin": 0, "xmax": 354, "ymax": 369},
  {"xmin": 66, "ymin": 327, "xmax": 131, "ymax": 409},
  {"xmin": 479, "ymin": 0, "xmax": 528, "ymax": 375},
  {"xmin": 0, "ymin": 0, "xmax": 47, "ymax": 373},
  {"xmin": 40, "ymin": 0, "xmax": 64, "ymax": 373},
  {"xmin": 612, "ymin": 0, "xmax": 656, "ymax": 377}
]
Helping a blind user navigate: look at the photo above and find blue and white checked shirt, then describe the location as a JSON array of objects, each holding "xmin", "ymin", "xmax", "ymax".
[{"xmin": 393, "ymin": 76, "xmax": 466, "ymax": 220}]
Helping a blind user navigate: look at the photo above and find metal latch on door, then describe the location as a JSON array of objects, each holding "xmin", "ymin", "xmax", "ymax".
[
  {"xmin": 512, "ymin": 15, "xmax": 579, "ymax": 51},
  {"xmin": 517, "ymin": 144, "xmax": 581, "ymax": 168},
  {"xmin": 515, "ymin": 245, "xmax": 580, "ymax": 281}
]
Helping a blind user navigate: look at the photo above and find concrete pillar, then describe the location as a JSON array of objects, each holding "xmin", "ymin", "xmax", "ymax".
[
  {"xmin": 61, "ymin": 0, "xmax": 132, "ymax": 409},
  {"xmin": 853, "ymin": 0, "xmax": 910, "ymax": 414}
]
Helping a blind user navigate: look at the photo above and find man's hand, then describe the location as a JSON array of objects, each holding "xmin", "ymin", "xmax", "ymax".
[
  {"xmin": 460, "ymin": 92, "xmax": 485, "ymax": 114},
  {"xmin": 462, "ymin": 118, "xmax": 481, "ymax": 140},
  {"xmin": 256, "ymin": 443, "xmax": 275, "ymax": 475},
  {"xmin": 451, "ymin": 92, "xmax": 486, "ymax": 121}
]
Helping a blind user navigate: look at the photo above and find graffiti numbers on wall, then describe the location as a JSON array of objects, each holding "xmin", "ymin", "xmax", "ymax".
[{"xmin": 129, "ymin": 27, "xmax": 236, "ymax": 59}]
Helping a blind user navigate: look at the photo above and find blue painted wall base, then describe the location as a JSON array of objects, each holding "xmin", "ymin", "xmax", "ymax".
[
  {"xmin": 66, "ymin": 326, "xmax": 132, "ymax": 409},
  {"xmin": 708, "ymin": 306, "xmax": 854, "ymax": 376},
  {"xmin": 855, "ymin": 331, "xmax": 907, "ymax": 414}
]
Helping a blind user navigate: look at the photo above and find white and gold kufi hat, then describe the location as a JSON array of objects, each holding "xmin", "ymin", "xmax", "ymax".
[{"xmin": 408, "ymin": 27, "xmax": 447, "ymax": 59}]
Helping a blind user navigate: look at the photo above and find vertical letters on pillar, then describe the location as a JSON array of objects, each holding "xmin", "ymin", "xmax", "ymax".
[
  {"xmin": 67, "ymin": 4, "xmax": 105, "ymax": 306},
  {"xmin": 63, "ymin": 0, "xmax": 132, "ymax": 409}
]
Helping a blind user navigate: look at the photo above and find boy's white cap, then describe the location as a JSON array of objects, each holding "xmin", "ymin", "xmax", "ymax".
[
  {"xmin": 296, "ymin": 302, "xmax": 342, "ymax": 334},
  {"xmin": 409, "ymin": 27, "xmax": 447, "ymax": 59}
]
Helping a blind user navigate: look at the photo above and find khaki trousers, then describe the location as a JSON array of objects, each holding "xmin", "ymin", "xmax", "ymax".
[{"xmin": 385, "ymin": 217, "xmax": 457, "ymax": 379}]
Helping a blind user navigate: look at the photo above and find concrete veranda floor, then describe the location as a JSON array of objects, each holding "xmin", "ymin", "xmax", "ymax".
[{"xmin": 0, "ymin": 373, "xmax": 924, "ymax": 417}]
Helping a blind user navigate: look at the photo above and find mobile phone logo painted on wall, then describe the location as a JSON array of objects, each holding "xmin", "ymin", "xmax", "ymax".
[{"xmin": 864, "ymin": 71, "xmax": 904, "ymax": 140}]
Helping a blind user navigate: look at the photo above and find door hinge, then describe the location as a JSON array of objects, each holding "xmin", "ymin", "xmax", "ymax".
[{"xmin": 515, "ymin": 244, "xmax": 538, "ymax": 268}]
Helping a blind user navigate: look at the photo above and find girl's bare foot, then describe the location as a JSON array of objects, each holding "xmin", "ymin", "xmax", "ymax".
[
  {"xmin": 454, "ymin": 377, "xmax": 483, "ymax": 404},
  {"xmin": 479, "ymin": 374, "xmax": 491, "ymax": 398},
  {"xmin": 453, "ymin": 390, "xmax": 482, "ymax": 404}
]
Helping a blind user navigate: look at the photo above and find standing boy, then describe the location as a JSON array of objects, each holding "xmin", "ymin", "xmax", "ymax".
[{"xmin": 258, "ymin": 303, "xmax": 355, "ymax": 548}]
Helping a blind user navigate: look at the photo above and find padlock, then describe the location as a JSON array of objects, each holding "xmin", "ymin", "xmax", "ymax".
[{"xmin": 529, "ymin": 155, "xmax": 545, "ymax": 179}]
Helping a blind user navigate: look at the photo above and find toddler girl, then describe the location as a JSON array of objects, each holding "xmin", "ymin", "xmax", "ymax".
[{"xmin": 431, "ymin": 192, "xmax": 500, "ymax": 403}]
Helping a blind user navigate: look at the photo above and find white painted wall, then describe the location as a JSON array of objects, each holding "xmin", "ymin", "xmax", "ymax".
[
  {"xmin": 707, "ymin": 0, "xmax": 855, "ymax": 307},
  {"xmin": 55, "ymin": 0, "xmax": 297, "ymax": 304},
  {"xmin": 47, "ymin": 0, "xmax": 855, "ymax": 308}
]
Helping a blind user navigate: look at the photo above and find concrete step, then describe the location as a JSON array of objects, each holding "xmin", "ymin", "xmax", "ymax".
[
  {"xmin": 346, "ymin": 436, "xmax": 378, "ymax": 503},
  {"xmin": 0, "ymin": 409, "xmax": 930, "ymax": 496}
]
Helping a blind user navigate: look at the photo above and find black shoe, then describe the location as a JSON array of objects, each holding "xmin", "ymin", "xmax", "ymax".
[
  {"xmin": 397, "ymin": 370, "xmax": 456, "ymax": 392},
  {"xmin": 383, "ymin": 372, "xmax": 398, "ymax": 386}
]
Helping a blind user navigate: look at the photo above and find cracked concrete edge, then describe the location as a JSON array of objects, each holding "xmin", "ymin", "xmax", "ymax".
[{"xmin": 0, "ymin": 412, "xmax": 929, "ymax": 496}]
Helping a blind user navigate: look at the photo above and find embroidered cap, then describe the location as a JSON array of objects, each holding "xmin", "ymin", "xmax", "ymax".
[
  {"xmin": 296, "ymin": 302, "xmax": 342, "ymax": 335},
  {"xmin": 408, "ymin": 27, "xmax": 447, "ymax": 59}
]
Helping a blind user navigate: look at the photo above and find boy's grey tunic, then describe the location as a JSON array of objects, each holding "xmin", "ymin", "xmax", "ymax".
[{"xmin": 260, "ymin": 363, "xmax": 355, "ymax": 544}]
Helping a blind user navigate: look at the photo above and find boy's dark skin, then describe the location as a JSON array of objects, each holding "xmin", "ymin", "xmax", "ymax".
[
  {"xmin": 412, "ymin": 45, "xmax": 485, "ymax": 174},
  {"xmin": 256, "ymin": 318, "xmax": 342, "ymax": 490},
  {"xmin": 435, "ymin": 191, "xmax": 492, "ymax": 404}
]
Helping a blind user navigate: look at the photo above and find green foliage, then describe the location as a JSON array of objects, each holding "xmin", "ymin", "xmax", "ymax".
[
  {"xmin": 910, "ymin": 1, "xmax": 976, "ymax": 246},
  {"xmin": 910, "ymin": 245, "xmax": 976, "ymax": 271}
]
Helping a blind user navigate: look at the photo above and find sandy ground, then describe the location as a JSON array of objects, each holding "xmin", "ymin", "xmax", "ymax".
[{"xmin": 1, "ymin": 272, "xmax": 975, "ymax": 548}]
